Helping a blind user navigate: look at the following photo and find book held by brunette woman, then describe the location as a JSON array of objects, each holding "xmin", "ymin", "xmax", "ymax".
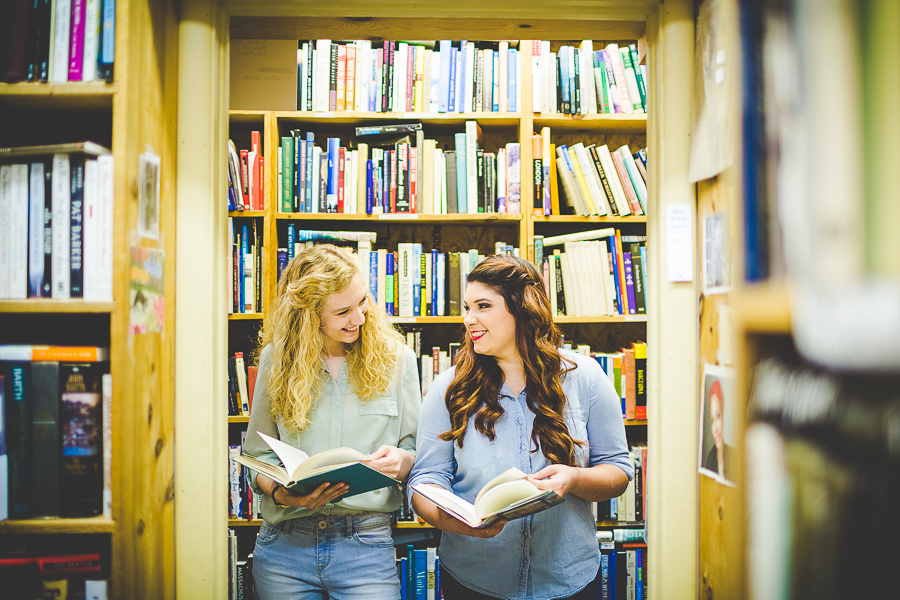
[
  {"xmin": 231, "ymin": 432, "xmax": 399, "ymax": 500},
  {"xmin": 411, "ymin": 467, "xmax": 565, "ymax": 528}
]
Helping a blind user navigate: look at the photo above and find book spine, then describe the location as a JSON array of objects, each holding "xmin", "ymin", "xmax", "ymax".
[
  {"xmin": 69, "ymin": 159, "xmax": 85, "ymax": 298},
  {"xmin": 60, "ymin": 363, "xmax": 103, "ymax": 517},
  {"xmin": 81, "ymin": 0, "xmax": 100, "ymax": 81},
  {"xmin": 67, "ymin": 0, "xmax": 86, "ymax": 80},
  {"xmin": 31, "ymin": 361, "xmax": 61, "ymax": 518},
  {"xmin": 28, "ymin": 162, "xmax": 46, "ymax": 297},
  {"xmin": 51, "ymin": 154, "xmax": 71, "ymax": 299},
  {"xmin": 3, "ymin": 166, "xmax": 16, "ymax": 299},
  {"xmin": 51, "ymin": 0, "xmax": 72, "ymax": 82},
  {"xmin": 6, "ymin": 164, "xmax": 28, "ymax": 299},
  {"xmin": 6, "ymin": 363, "xmax": 32, "ymax": 518}
]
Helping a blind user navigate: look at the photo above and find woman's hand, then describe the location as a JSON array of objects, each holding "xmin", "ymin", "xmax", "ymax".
[
  {"xmin": 432, "ymin": 505, "xmax": 507, "ymax": 539},
  {"xmin": 526, "ymin": 464, "xmax": 580, "ymax": 498},
  {"xmin": 274, "ymin": 481, "xmax": 349, "ymax": 510},
  {"xmin": 367, "ymin": 445, "xmax": 414, "ymax": 481}
]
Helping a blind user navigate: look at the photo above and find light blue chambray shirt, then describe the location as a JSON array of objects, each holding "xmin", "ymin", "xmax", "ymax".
[
  {"xmin": 245, "ymin": 341, "xmax": 420, "ymax": 524},
  {"xmin": 408, "ymin": 349, "xmax": 633, "ymax": 600}
]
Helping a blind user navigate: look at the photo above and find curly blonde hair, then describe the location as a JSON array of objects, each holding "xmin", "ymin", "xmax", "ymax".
[{"xmin": 259, "ymin": 244, "xmax": 404, "ymax": 432}]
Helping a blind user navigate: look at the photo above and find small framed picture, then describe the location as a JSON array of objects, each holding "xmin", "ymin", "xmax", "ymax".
[
  {"xmin": 699, "ymin": 363, "xmax": 737, "ymax": 485},
  {"xmin": 138, "ymin": 152, "xmax": 161, "ymax": 239},
  {"xmin": 702, "ymin": 211, "xmax": 731, "ymax": 295}
]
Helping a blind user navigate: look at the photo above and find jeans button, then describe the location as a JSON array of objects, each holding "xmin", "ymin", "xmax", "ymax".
[{"xmin": 318, "ymin": 520, "xmax": 327, "ymax": 529}]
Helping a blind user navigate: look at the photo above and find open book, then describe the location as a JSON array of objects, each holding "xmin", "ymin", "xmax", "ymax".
[
  {"xmin": 231, "ymin": 432, "xmax": 399, "ymax": 501},
  {"xmin": 410, "ymin": 468, "xmax": 565, "ymax": 529}
]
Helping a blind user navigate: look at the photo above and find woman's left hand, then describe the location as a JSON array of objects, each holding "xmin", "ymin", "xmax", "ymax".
[
  {"xmin": 367, "ymin": 445, "xmax": 414, "ymax": 481},
  {"xmin": 527, "ymin": 464, "xmax": 581, "ymax": 498}
]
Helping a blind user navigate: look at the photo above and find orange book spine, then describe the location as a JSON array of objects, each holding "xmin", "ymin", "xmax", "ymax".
[
  {"xmin": 549, "ymin": 143, "xmax": 560, "ymax": 215},
  {"xmin": 30, "ymin": 346, "xmax": 109, "ymax": 361},
  {"xmin": 624, "ymin": 348, "xmax": 636, "ymax": 420}
]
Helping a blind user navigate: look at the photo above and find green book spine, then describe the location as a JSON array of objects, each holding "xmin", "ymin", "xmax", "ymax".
[{"xmin": 281, "ymin": 137, "xmax": 294, "ymax": 212}]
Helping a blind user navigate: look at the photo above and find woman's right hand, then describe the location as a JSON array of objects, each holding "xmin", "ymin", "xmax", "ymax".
[
  {"xmin": 270, "ymin": 479, "xmax": 349, "ymax": 510},
  {"xmin": 430, "ymin": 504, "xmax": 507, "ymax": 539}
]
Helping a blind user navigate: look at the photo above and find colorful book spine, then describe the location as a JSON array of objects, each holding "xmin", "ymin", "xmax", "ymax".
[
  {"xmin": 68, "ymin": 0, "xmax": 87, "ymax": 81},
  {"xmin": 624, "ymin": 252, "xmax": 636, "ymax": 315}
]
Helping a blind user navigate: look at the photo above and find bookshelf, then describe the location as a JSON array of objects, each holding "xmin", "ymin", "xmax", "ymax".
[
  {"xmin": 175, "ymin": 0, "xmax": 698, "ymax": 597},
  {"xmin": 225, "ymin": 34, "xmax": 651, "ymax": 578},
  {"xmin": 0, "ymin": 0, "xmax": 179, "ymax": 597}
]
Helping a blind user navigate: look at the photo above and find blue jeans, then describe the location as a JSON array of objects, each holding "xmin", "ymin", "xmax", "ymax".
[{"xmin": 253, "ymin": 512, "xmax": 400, "ymax": 600}]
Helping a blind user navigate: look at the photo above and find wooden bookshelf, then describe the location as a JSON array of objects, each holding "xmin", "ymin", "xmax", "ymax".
[
  {"xmin": 0, "ymin": 300, "xmax": 116, "ymax": 313},
  {"xmin": 0, "ymin": 516, "xmax": 117, "ymax": 535},
  {"xmin": 533, "ymin": 215, "xmax": 647, "ymax": 224},
  {"xmin": 533, "ymin": 113, "xmax": 648, "ymax": 133},
  {"xmin": 0, "ymin": 0, "xmax": 179, "ymax": 597},
  {"xmin": 228, "ymin": 313, "xmax": 264, "ymax": 321}
]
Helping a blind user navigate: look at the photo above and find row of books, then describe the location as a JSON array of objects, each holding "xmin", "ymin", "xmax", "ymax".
[
  {"xmin": 296, "ymin": 40, "xmax": 522, "ymax": 115},
  {"xmin": 0, "ymin": 0, "xmax": 115, "ymax": 83},
  {"xmin": 0, "ymin": 345, "xmax": 111, "ymax": 522},
  {"xmin": 597, "ymin": 533, "xmax": 648, "ymax": 600},
  {"xmin": 536, "ymin": 229, "xmax": 648, "ymax": 317},
  {"xmin": 595, "ymin": 445, "xmax": 647, "ymax": 524},
  {"xmin": 228, "ymin": 434, "xmax": 262, "ymax": 521},
  {"xmin": 227, "ymin": 351, "xmax": 258, "ymax": 418},
  {"xmin": 277, "ymin": 235, "xmax": 520, "ymax": 319},
  {"xmin": 535, "ymin": 128, "xmax": 648, "ymax": 218},
  {"xmin": 398, "ymin": 545, "xmax": 440, "ymax": 600},
  {"xmin": 227, "ymin": 217, "xmax": 262, "ymax": 314},
  {"xmin": 277, "ymin": 122, "xmax": 524, "ymax": 215},
  {"xmin": 572, "ymin": 342, "xmax": 647, "ymax": 421},
  {"xmin": 1, "ymin": 555, "xmax": 107, "ymax": 599},
  {"xmin": 227, "ymin": 134, "xmax": 265, "ymax": 212},
  {"xmin": 0, "ymin": 143, "xmax": 114, "ymax": 301},
  {"xmin": 530, "ymin": 41, "xmax": 647, "ymax": 116},
  {"xmin": 227, "ymin": 532, "xmax": 253, "ymax": 600}
]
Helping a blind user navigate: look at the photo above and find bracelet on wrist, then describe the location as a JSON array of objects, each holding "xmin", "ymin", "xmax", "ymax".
[{"xmin": 271, "ymin": 483, "xmax": 290, "ymax": 509}]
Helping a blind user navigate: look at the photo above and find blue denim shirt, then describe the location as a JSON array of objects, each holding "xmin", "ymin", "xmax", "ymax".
[{"xmin": 409, "ymin": 349, "xmax": 634, "ymax": 600}]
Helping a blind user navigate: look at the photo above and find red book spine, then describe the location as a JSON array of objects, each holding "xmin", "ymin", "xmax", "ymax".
[
  {"xmin": 337, "ymin": 147, "xmax": 346, "ymax": 212},
  {"xmin": 390, "ymin": 150, "xmax": 397, "ymax": 213},
  {"xmin": 258, "ymin": 154, "xmax": 264, "ymax": 210},
  {"xmin": 410, "ymin": 151, "xmax": 417, "ymax": 213},
  {"xmin": 239, "ymin": 150, "xmax": 250, "ymax": 209}
]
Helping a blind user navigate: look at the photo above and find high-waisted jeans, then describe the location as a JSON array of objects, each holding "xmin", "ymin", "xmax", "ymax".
[{"xmin": 253, "ymin": 512, "xmax": 400, "ymax": 599}]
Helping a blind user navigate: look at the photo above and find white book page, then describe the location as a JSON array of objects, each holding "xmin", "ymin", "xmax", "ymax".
[
  {"xmin": 257, "ymin": 432, "xmax": 310, "ymax": 479},
  {"xmin": 411, "ymin": 484, "xmax": 478, "ymax": 525},
  {"xmin": 475, "ymin": 479, "xmax": 543, "ymax": 520}
]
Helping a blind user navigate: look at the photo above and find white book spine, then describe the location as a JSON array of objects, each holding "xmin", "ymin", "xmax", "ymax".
[
  {"xmin": 300, "ymin": 43, "xmax": 309, "ymax": 110},
  {"xmin": 434, "ymin": 149, "xmax": 445, "ymax": 214},
  {"xmin": 0, "ymin": 164, "xmax": 11, "ymax": 299},
  {"xmin": 395, "ymin": 43, "xmax": 407, "ymax": 112},
  {"xmin": 499, "ymin": 41, "xmax": 509, "ymax": 112},
  {"xmin": 420, "ymin": 355, "xmax": 434, "ymax": 399},
  {"xmin": 595, "ymin": 240, "xmax": 615, "ymax": 316},
  {"xmin": 315, "ymin": 40, "xmax": 331, "ymax": 112},
  {"xmin": 234, "ymin": 353, "xmax": 250, "ymax": 415},
  {"xmin": 436, "ymin": 252, "xmax": 445, "ymax": 316},
  {"xmin": 597, "ymin": 145, "xmax": 631, "ymax": 216},
  {"xmin": 28, "ymin": 163, "xmax": 45, "ymax": 297},
  {"xmin": 357, "ymin": 240, "xmax": 371, "ymax": 284},
  {"xmin": 581, "ymin": 40, "xmax": 597, "ymax": 114},
  {"xmin": 96, "ymin": 154, "xmax": 114, "ymax": 301},
  {"xmin": 375, "ymin": 249, "xmax": 387, "ymax": 311},
  {"xmin": 86, "ymin": 579, "xmax": 108, "ymax": 600},
  {"xmin": 573, "ymin": 143, "xmax": 607, "ymax": 216},
  {"xmin": 398, "ymin": 243, "xmax": 413, "ymax": 317},
  {"xmin": 483, "ymin": 49, "xmax": 493, "ymax": 112},
  {"xmin": 549, "ymin": 52, "xmax": 558, "ymax": 113},
  {"xmin": 559, "ymin": 251, "xmax": 576, "ymax": 317},
  {"xmin": 8, "ymin": 164, "xmax": 29, "ymax": 299},
  {"xmin": 429, "ymin": 49, "xmax": 441, "ymax": 113},
  {"xmin": 422, "ymin": 49, "xmax": 432, "ymax": 113},
  {"xmin": 426, "ymin": 547, "xmax": 436, "ymax": 600},
  {"xmin": 541, "ymin": 40, "xmax": 551, "ymax": 113},
  {"xmin": 51, "ymin": 0, "xmax": 72, "ymax": 82},
  {"xmin": 532, "ymin": 44, "xmax": 541, "ymax": 112},
  {"xmin": 576, "ymin": 242, "xmax": 599, "ymax": 315},
  {"xmin": 82, "ymin": 0, "xmax": 101, "ymax": 81},
  {"xmin": 465, "ymin": 121, "xmax": 478, "ymax": 214},
  {"xmin": 497, "ymin": 147, "xmax": 507, "ymax": 213},
  {"xmin": 455, "ymin": 47, "xmax": 464, "ymax": 113},
  {"xmin": 227, "ymin": 218, "xmax": 234, "ymax": 314},
  {"xmin": 464, "ymin": 42, "xmax": 475, "ymax": 113},
  {"xmin": 51, "ymin": 154, "xmax": 71, "ymax": 299},
  {"xmin": 102, "ymin": 373, "xmax": 112, "ymax": 518},
  {"xmin": 82, "ymin": 159, "xmax": 100, "ymax": 300}
]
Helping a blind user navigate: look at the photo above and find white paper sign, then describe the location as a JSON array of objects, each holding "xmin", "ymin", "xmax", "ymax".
[{"xmin": 666, "ymin": 204, "xmax": 694, "ymax": 282}]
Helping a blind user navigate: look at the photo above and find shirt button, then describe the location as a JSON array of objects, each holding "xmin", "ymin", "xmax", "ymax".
[
  {"xmin": 335, "ymin": 400, "xmax": 341, "ymax": 407},
  {"xmin": 341, "ymin": 374, "xmax": 347, "ymax": 380},
  {"xmin": 318, "ymin": 520, "xmax": 328, "ymax": 529},
  {"xmin": 333, "ymin": 430, "xmax": 339, "ymax": 437}
]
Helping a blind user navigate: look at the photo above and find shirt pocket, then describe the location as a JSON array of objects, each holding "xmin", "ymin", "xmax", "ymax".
[
  {"xmin": 454, "ymin": 426, "xmax": 502, "ymax": 476},
  {"xmin": 357, "ymin": 395, "xmax": 399, "ymax": 453},
  {"xmin": 569, "ymin": 408, "xmax": 590, "ymax": 468}
]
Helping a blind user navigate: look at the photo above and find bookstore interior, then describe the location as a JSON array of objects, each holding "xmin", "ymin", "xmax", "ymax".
[{"xmin": 1, "ymin": 0, "xmax": 898, "ymax": 598}]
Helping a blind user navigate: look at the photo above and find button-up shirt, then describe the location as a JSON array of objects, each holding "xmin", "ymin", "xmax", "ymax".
[
  {"xmin": 408, "ymin": 349, "xmax": 633, "ymax": 600},
  {"xmin": 245, "ymin": 342, "xmax": 420, "ymax": 524}
]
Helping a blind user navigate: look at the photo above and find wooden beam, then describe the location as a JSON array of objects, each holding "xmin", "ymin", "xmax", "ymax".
[
  {"xmin": 224, "ymin": 0, "xmax": 660, "ymax": 20},
  {"xmin": 231, "ymin": 17, "xmax": 647, "ymax": 41}
]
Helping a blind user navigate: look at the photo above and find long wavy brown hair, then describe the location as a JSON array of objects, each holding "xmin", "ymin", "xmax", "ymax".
[
  {"xmin": 258, "ymin": 244, "xmax": 404, "ymax": 432},
  {"xmin": 439, "ymin": 254, "xmax": 583, "ymax": 466}
]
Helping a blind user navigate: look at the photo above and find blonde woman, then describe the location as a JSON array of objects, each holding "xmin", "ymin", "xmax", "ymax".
[{"xmin": 244, "ymin": 244, "xmax": 420, "ymax": 599}]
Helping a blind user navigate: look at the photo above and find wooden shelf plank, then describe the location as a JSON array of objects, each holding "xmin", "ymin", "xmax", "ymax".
[
  {"xmin": 735, "ymin": 283, "xmax": 791, "ymax": 334},
  {"xmin": 228, "ymin": 110, "xmax": 268, "ymax": 124},
  {"xmin": 0, "ymin": 300, "xmax": 115, "ymax": 313},
  {"xmin": 0, "ymin": 82, "xmax": 117, "ymax": 110},
  {"xmin": 533, "ymin": 113, "xmax": 648, "ymax": 133},
  {"xmin": 533, "ymin": 215, "xmax": 647, "ymax": 224},
  {"xmin": 274, "ymin": 110, "xmax": 522, "ymax": 126},
  {"xmin": 228, "ymin": 416, "xmax": 250, "ymax": 423},
  {"xmin": 228, "ymin": 313, "xmax": 264, "ymax": 321},
  {"xmin": 275, "ymin": 213, "xmax": 522, "ymax": 223},
  {"xmin": 392, "ymin": 522, "xmax": 433, "ymax": 529},
  {"xmin": 624, "ymin": 420, "xmax": 647, "ymax": 426},
  {"xmin": 0, "ymin": 515, "xmax": 116, "ymax": 534},
  {"xmin": 554, "ymin": 315, "xmax": 647, "ymax": 324},
  {"xmin": 229, "ymin": 210, "xmax": 266, "ymax": 217}
]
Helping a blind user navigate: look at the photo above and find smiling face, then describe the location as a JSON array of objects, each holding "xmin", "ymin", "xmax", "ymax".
[
  {"xmin": 319, "ymin": 274, "xmax": 369, "ymax": 356},
  {"xmin": 463, "ymin": 281, "xmax": 518, "ymax": 362}
]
